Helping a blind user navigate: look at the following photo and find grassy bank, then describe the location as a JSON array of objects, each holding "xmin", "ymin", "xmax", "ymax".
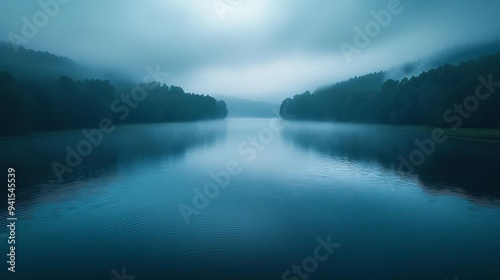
[
  {"xmin": 441, "ymin": 128, "xmax": 500, "ymax": 141},
  {"xmin": 377, "ymin": 125, "xmax": 500, "ymax": 142}
]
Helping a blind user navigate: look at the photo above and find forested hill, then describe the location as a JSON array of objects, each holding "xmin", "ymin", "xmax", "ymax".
[
  {"xmin": 280, "ymin": 53, "xmax": 500, "ymax": 128},
  {"xmin": 0, "ymin": 45, "xmax": 228, "ymax": 136},
  {"xmin": 0, "ymin": 42, "xmax": 126, "ymax": 81}
]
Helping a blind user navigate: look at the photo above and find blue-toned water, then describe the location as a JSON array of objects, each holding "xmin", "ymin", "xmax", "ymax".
[{"xmin": 1, "ymin": 118, "xmax": 499, "ymax": 280}]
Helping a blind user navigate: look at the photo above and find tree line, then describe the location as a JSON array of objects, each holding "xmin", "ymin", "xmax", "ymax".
[
  {"xmin": 280, "ymin": 53, "xmax": 500, "ymax": 128},
  {"xmin": 0, "ymin": 72, "xmax": 227, "ymax": 136}
]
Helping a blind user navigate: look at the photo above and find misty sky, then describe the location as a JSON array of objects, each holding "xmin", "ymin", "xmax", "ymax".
[{"xmin": 1, "ymin": 0, "xmax": 500, "ymax": 102}]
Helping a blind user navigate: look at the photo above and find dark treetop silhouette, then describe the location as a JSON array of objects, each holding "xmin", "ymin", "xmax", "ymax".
[
  {"xmin": 0, "ymin": 43, "xmax": 228, "ymax": 136},
  {"xmin": 280, "ymin": 53, "xmax": 500, "ymax": 129}
]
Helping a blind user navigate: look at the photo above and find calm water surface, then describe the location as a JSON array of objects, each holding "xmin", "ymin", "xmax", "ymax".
[{"xmin": 1, "ymin": 118, "xmax": 500, "ymax": 280}]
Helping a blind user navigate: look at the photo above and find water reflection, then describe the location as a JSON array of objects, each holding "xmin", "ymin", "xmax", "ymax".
[
  {"xmin": 282, "ymin": 122, "xmax": 500, "ymax": 204},
  {"xmin": 0, "ymin": 121, "xmax": 227, "ymax": 204},
  {"xmin": 1, "ymin": 119, "xmax": 499, "ymax": 280}
]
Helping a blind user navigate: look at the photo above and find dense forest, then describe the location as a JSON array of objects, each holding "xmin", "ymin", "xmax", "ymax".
[
  {"xmin": 280, "ymin": 53, "xmax": 500, "ymax": 128},
  {"xmin": 0, "ymin": 44, "xmax": 228, "ymax": 136}
]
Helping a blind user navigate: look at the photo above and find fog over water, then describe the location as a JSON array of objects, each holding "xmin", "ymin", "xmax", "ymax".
[{"xmin": 1, "ymin": 119, "xmax": 500, "ymax": 279}]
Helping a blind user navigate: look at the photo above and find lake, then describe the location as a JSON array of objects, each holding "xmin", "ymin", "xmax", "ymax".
[{"xmin": 1, "ymin": 118, "xmax": 500, "ymax": 280}]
